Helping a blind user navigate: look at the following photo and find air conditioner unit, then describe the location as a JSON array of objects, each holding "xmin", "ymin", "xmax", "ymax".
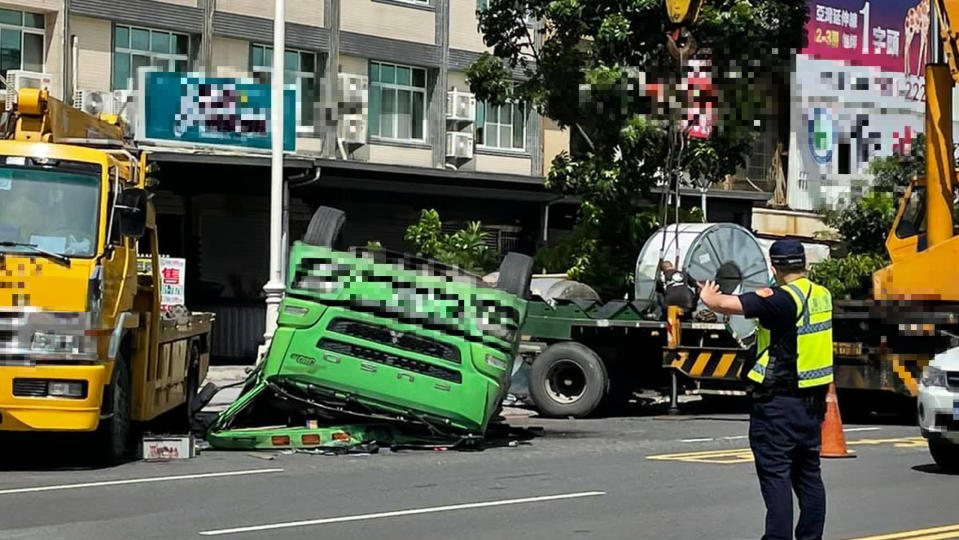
[
  {"xmin": 446, "ymin": 131, "xmax": 474, "ymax": 159},
  {"xmin": 338, "ymin": 73, "xmax": 368, "ymax": 105},
  {"xmin": 446, "ymin": 90, "xmax": 476, "ymax": 123},
  {"xmin": 74, "ymin": 89, "xmax": 115, "ymax": 116},
  {"xmin": 4, "ymin": 70, "xmax": 53, "ymax": 111},
  {"xmin": 338, "ymin": 113, "xmax": 367, "ymax": 144}
]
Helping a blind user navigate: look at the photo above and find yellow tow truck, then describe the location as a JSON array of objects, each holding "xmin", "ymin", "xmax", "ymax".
[{"xmin": 0, "ymin": 88, "xmax": 212, "ymax": 462}]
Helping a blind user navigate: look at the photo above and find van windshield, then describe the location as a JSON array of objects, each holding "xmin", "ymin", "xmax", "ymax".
[{"xmin": 0, "ymin": 159, "xmax": 101, "ymax": 258}]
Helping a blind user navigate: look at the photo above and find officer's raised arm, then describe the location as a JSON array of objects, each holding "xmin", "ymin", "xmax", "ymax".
[{"xmin": 698, "ymin": 280, "xmax": 745, "ymax": 315}]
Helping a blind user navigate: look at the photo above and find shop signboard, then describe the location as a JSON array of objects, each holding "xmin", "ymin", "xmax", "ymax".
[
  {"xmin": 787, "ymin": 0, "xmax": 949, "ymax": 211},
  {"xmin": 136, "ymin": 70, "xmax": 296, "ymax": 152}
]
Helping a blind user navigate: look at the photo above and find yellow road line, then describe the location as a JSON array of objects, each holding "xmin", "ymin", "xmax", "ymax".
[
  {"xmin": 842, "ymin": 523, "xmax": 959, "ymax": 540},
  {"xmin": 646, "ymin": 437, "xmax": 926, "ymax": 464}
]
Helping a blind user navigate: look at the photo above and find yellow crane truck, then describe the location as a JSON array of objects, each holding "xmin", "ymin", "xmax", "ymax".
[{"xmin": 0, "ymin": 88, "xmax": 212, "ymax": 462}]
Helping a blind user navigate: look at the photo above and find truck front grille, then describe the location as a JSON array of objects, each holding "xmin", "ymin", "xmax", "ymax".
[
  {"xmin": 327, "ymin": 318, "xmax": 460, "ymax": 364},
  {"xmin": 946, "ymin": 371, "xmax": 959, "ymax": 390},
  {"xmin": 12, "ymin": 378, "xmax": 48, "ymax": 397},
  {"xmin": 317, "ymin": 338, "xmax": 462, "ymax": 384}
]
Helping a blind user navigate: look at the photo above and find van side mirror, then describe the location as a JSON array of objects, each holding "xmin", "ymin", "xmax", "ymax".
[{"xmin": 116, "ymin": 188, "xmax": 147, "ymax": 239}]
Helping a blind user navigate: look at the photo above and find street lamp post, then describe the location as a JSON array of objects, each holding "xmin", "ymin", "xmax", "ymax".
[{"xmin": 261, "ymin": 0, "xmax": 286, "ymax": 358}]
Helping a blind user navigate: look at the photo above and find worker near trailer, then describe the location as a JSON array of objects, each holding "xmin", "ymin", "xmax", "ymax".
[{"xmin": 698, "ymin": 238, "xmax": 834, "ymax": 540}]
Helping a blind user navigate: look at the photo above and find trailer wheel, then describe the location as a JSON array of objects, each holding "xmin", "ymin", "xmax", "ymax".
[
  {"xmin": 529, "ymin": 342, "xmax": 608, "ymax": 418},
  {"xmin": 929, "ymin": 438, "xmax": 959, "ymax": 473},
  {"xmin": 96, "ymin": 355, "xmax": 131, "ymax": 464},
  {"xmin": 303, "ymin": 206, "xmax": 346, "ymax": 248},
  {"xmin": 496, "ymin": 252, "xmax": 534, "ymax": 298}
]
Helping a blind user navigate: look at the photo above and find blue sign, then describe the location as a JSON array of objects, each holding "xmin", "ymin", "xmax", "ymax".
[{"xmin": 141, "ymin": 72, "xmax": 296, "ymax": 152}]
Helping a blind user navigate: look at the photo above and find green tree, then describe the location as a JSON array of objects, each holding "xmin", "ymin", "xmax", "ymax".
[
  {"xmin": 404, "ymin": 209, "xmax": 500, "ymax": 274},
  {"xmin": 468, "ymin": 0, "xmax": 808, "ymax": 297}
]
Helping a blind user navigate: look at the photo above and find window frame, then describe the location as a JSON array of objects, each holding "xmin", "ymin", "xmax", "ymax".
[
  {"xmin": 368, "ymin": 60, "xmax": 429, "ymax": 143},
  {"xmin": 0, "ymin": 8, "xmax": 46, "ymax": 78},
  {"xmin": 250, "ymin": 43, "xmax": 319, "ymax": 135},
  {"xmin": 477, "ymin": 99, "xmax": 527, "ymax": 152},
  {"xmin": 112, "ymin": 24, "xmax": 190, "ymax": 91}
]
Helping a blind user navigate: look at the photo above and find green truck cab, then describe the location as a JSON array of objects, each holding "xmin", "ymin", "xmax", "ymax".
[{"xmin": 207, "ymin": 207, "xmax": 533, "ymax": 449}]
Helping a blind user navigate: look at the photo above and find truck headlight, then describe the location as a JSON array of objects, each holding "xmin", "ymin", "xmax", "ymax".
[
  {"xmin": 922, "ymin": 366, "xmax": 948, "ymax": 388},
  {"xmin": 31, "ymin": 331, "xmax": 86, "ymax": 353},
  {"xmin": 48, "ymin": 381, "xmax": 87, "ymax": 398}
]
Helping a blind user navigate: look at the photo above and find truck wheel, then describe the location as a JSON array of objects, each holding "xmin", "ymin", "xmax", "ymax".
[
  {"xmin": 173, "ymin": 343, "xmax": 201, "ymax": 432},
  {"xmin": 303, "ymin": 206, "xmax": 346, "ymax": 248},
  {"xmin": 529, "ymin": 342, "xmax": 608, "ymax": 418},
  {"xmin": 96, "ymin": 356, "xmax": 131, "ymax": 464},
  {"xmin": 496, "ymin": 253, "xmax": 534, "ymax": 298},
  {"xmin": 929, "ymin": 438, "xmax": 959, "ymax": 473}
]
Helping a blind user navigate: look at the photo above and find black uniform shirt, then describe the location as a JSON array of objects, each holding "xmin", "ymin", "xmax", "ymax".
[{"xmin": 739, "ymin": 287, "xmax": 800, "ymax": 390}]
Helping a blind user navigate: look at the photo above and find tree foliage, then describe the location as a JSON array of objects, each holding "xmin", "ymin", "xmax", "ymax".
[
  {"xmin": 468, "ymin": 0, "xmax": 809, "ymax": 296},
  {"xmin": 807, "ymin": 253, "xmax": 887, "ymax": 300},
  {"xmin": 404, "ymin": 209, "xmax": 500, "ymax": 274},
  {"xmin": 820, "ymin": 192, "xmax": 896, "ymax": 256}
]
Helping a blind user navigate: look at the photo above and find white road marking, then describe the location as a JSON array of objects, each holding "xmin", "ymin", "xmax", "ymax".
[
  {"xmin": 843, "ymin": 427, "xmax": 882, "ymax": 433},
  {"xmin": 680, "ymin": 438, "xmax": 715, "ymax": 443},
  {"xmin": 198, "ymin": 491, "xmax": 607, "ymax": 536},
  {"xmin": 680, "ymin": 427, "xmax": 880, "ymax": 444},
  {"xmin": 722, "ymin": 435, "xmax": 748, "ymax": 440},
  {"xmin": 0, "ymin": 468, "xmax": 284, "ymax": 496}
]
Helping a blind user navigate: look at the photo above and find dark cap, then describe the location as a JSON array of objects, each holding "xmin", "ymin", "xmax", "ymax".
[{"xmin": 769, "ymin": 239, "xmax": 806, "ymax": 267}]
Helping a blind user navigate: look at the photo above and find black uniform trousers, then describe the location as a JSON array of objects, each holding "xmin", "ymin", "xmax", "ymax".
[{"xmin": 749, "ymin": 392, "xmax": 827, "ymax": 540}]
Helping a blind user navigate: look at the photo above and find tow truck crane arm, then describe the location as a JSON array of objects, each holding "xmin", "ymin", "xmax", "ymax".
[{"xmin": 874, "ymin": 0, "xmax": 959, "ymax": 301}]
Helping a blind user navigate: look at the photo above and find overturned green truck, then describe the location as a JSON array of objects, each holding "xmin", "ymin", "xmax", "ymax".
[{"xmin": 206, "ymin": 207, "xmax": 534, "ymax": 450}]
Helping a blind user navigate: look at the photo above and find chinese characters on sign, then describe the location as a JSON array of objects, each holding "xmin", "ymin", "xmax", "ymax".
[
  {"xmin": 806, "ymin": 0, "xmax": 915, "ymax": 71},
  {"xmin": 137, "ymin": 256, "xmax": 186, "ymax": 310}
]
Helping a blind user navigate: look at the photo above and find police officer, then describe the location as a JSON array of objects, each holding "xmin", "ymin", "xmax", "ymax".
[{"xmin": 698, "ymin": 238, "xmax": 833, "ymax": 540}]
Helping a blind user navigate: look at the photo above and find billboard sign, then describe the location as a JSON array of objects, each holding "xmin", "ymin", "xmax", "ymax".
[
  {"xmin": 787, "ymin": 0, "xmax": 944, "ymax": 211},
  {"xmin": 137, "ymin": 71, "xmax": 296, "ymax": 152}
]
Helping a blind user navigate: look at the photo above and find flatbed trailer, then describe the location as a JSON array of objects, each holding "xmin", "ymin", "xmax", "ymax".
[{"xmin": 519, "ymin": 293, "xmax": 959, "ymax": 417}]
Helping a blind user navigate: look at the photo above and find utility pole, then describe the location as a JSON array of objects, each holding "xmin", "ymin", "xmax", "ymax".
[{"xmin": 261, "ymin": 0, "xmax": 286, "ymax": 358}]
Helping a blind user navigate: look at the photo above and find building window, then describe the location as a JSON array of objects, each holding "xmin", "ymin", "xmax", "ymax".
[
  {"xmin": 251, "ymin": 44, "xmax": 318, "ymax": 133},
  {"xmin": 393, "ymin": 0, "xmax": 431, "ymax": 5},
  {"xmin": 477, "ymin": 100, "xmax": 526, "ymax": 151},
  {"xmin": 369, "ymin": 61, "xmax": 427, "ymax": 142},
  {"xmin": 112, "ymin": 25, "xmax": 189, "ymax": 90},
  {"xmin": 0, "ymin": 8, "xmax": 45, "ymax": 79}
]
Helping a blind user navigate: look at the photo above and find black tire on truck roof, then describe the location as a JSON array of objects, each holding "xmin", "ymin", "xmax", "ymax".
[
  {"xmin": 496, "ymin": 252, "xmax": 534, "ymax": 298},
  {"xmin": 303, "ymin": 206, "xmax": 346, "ymax": 248},
  {"xmin": 529, "ymin": 341, "xmax": 609, "ymax": 418}
]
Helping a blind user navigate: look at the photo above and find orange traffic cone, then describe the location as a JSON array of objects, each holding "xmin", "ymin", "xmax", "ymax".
[{"xmin": 820, "ymin": 383, "xmax": 855, "ymax": 458}]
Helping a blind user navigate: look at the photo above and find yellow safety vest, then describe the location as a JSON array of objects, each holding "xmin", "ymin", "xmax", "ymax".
[{"xmin": 747, "ymin": 277, "xmax": 834, "ymax": 388}]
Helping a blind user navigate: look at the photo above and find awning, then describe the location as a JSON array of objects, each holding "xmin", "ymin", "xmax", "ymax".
[
  {"xmin": 304, "ymin": 159, "xmax": 565, "ymax": 203},
  {"xmin": 145, "ymin": 148, "xmax": 315, "ymax": 169}
]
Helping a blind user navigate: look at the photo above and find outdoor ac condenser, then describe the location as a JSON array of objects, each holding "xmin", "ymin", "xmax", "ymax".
[
  {"xmin": 5, "ymin": 70, "xmax": 53, "ymax": 111},
  {"xmin": 446, "ymin": 131, "xmax": 474, "ymax": 159}
]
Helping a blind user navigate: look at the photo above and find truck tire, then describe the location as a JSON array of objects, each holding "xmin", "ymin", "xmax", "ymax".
[
  {"xmin": 529, "ymin": 342, "xmax": 608, "ymax": 418},
  {"xmin": 303, "ymin": 206, "xmax": 346, "ymax": 248},
  {"xmin": 929, "ymin": 438, "xmax": 959, "ymax": 473},
  {"xmin": 496, "ymin": 253, "xmax": 534, "ymax": 298},
  {"xmin": 172, "ymin": 343, "xmax": 201, "ymax": 432},
  {"xmin": 96, "ymin": 356, "xmax": 131, "ymax": 464}
]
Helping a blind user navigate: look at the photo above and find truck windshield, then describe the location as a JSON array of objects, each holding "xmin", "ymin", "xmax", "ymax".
[{"xmin": 0, "ymin": 160, "xmax": 101, "ymax": 258}]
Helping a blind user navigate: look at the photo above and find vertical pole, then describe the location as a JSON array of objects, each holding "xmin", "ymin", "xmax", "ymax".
[
  {"xmin": 262, "ymin": 0, "xmax": 286, "ymax": 354},
  {"xmin": 668, "ymin": 371, "xmax": 681, "ymax": 415}
]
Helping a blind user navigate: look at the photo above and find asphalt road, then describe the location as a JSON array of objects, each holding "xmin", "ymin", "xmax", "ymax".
[{"xmin": 1, "ymin": 403, "xmax": 956, "ymax": 540}]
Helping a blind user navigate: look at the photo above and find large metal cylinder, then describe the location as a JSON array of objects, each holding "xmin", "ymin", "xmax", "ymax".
[{"xmin": 635, "ymin": 223, "xmax": 773, "ymax": 339}]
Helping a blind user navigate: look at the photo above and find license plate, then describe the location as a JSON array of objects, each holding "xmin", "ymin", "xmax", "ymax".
[{"xmin": 834, "ymin": 342, "xmax": 863, "ymax": 356}]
